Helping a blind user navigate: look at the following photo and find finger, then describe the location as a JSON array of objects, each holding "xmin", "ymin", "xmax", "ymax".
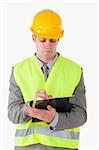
[
  {"xmin": 32, "ymin": 101, "xmax": 36, "ymax": 108},
  {"xmin": 24, "ymin": 106, "xmax": 29, "ymax": 111},
  {"xmin": 47, "ymin": 105, "xmax": 56, "ymax": 112},
  {"xmin": 36, "ymin": 90, "xmax": 47, "ymax": 95},
  {"xmin": 36, "ymin": 94, "xmax": 48, "ymax": 100},
  {"xmin": 24, "ymin": 106, "xmax": 32, "ymax": 112},
  {"xmin": 24, "ymin": 107, "xmax": 38, "ymax": 117},
  {"xmin": 36, "ymin": 90, "xmax": 45, "ymax": 95}
]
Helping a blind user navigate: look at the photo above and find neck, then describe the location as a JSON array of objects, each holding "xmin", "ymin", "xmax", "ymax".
[{"xmin": 36, "ymin": 53, "xmax": 57, "ymax": 64}]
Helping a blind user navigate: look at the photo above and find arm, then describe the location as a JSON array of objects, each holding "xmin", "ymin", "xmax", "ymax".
[
  {"xmin": 23, "ymin": 72, "xmax": 87, "ymax": 130},
  {"xmin": 53, "ymin": 72, "xmax": 87, "ymax": 130},
  {"xmin": 22, "ymin": 69, "xmax": 87, "ymax": 129},
  {"xmin": 8, "ymin": 67, "xmax": 32, "ymax": 124}
]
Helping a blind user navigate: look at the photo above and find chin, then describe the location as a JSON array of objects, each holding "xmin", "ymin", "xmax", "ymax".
[{"xmin": 44, "ymin": 51, "xmax": 52, "ymax": 56}]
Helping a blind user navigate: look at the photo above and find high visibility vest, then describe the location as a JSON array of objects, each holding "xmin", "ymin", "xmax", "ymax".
[{"xmin": 14, "ymin": 55, "xmax": 82, "ymax": 148}]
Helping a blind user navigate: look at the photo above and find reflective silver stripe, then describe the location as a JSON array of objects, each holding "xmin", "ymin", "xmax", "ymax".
[
  {"xmin": 15, "ymin": 126, "xmax": 79, "ymax": 139},
  {"xmin": 15, "ymin": 126, "xmax": 34, "ymax": 137},
  {"xmin": 36, "ymin": 126, "xmax": 79, "ymax": 139}
]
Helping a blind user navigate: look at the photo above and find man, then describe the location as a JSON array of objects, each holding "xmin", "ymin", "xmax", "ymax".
[{"xmin": 8, "ymin": 9, "xmax": 87, "ymax": 150}]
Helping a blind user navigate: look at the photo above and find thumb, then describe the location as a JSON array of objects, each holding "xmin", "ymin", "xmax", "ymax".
[{"xmin": 47, "ymin": 105, "xmax": 56, "ymax": 112}]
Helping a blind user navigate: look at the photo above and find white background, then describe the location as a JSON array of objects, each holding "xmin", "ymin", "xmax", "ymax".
[{"xmin": 0, "ymin": 0, "xmax": 98, "ymax": 150}]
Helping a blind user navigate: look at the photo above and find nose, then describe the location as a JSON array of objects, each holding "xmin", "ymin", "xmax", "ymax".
[{"xmin": 44, "ymin": 39, "xmax": 51, "ymax": 48}]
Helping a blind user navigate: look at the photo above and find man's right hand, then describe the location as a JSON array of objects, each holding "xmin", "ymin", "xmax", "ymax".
[
  {"xmin": 32, "ymin": 90, "xmax": 52, "ymax": 107},
  {"xmin": 35, "ymin": 90, "xmax": 51, "ymax": 99},
  {"xmin": 23, "ymin": 90, "xmax": 56, "ymax": 123}
]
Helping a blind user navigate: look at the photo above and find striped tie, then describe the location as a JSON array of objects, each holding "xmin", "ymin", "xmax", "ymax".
[{"xmin": 42, "ymin": 64, "xmax": 49, "ymax": 80}]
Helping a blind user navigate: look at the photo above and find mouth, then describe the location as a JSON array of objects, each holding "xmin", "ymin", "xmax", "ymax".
[
  {"xmin": 44, "ymin": 47, "xmax": 52, "ymax": 52},
  {"xmin": 44, "ymin": 50, "xmax": 52, "ymax": 54}
]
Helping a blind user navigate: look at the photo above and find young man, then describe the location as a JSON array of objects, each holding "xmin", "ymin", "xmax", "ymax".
[{"xmin": 8, "ymin": 9, "xmax": 87, "ymax": 150}]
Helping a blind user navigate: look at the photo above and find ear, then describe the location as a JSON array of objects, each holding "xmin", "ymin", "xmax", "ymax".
[{"xmin": 32, "ymin": 35, "xmax": 36, "ymax": 41}]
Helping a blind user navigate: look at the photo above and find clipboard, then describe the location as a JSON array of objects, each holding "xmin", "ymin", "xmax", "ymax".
[{"xmin": 29, "ymin": 95, "xmax": 75, "ymax": 112}]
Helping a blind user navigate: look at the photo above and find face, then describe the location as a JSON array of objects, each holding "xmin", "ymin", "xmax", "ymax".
[{"xmin": 32, "ymin": 36, "xmax": 59, "ymax": 63}]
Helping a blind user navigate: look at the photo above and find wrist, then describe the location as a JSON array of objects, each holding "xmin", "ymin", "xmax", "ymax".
[{"xmin": 49, "ymin": 112, "xmax": 59, "ymax": 129}]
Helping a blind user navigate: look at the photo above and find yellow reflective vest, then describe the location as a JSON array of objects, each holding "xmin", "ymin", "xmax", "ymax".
[{"xmin": 14, "ymin": 55, "xmax": 82, "ymax": 148}]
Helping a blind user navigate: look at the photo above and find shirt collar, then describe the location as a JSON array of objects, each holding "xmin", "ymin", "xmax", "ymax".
[{"xmin": 35, "ymin": 53, "xmax": 59, "ymax": 70}]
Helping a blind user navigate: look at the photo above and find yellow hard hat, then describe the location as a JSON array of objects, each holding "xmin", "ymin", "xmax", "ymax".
[{"xmin": 30, "ymin": 9, "xmax": 64, "ymax": 39}]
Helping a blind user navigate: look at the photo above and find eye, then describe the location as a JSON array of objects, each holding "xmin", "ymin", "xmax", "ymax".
[
  {"xmin": 39, "ymin": 38, "xmax": 46, "ymax": 42},
  {"xmin": 50, "ymin": 39, "xmax": 57, "ymax": 42}
]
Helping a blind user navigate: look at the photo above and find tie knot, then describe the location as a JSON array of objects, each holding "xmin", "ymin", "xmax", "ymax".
[{"xmin": 42, "ymin": 64, "xmax": 49, "ymax": 70}]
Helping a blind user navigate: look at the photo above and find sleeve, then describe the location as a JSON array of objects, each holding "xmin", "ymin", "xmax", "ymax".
[
  {"xmin": 7, "ymin": 67, "xmax": 32, "ymax": 124},
  {"xmin": 51, "ymin": 71, "xmax": 87, "ymax": 131}
]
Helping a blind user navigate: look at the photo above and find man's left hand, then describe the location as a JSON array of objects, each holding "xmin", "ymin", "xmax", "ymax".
[{"xmin": 24, "ymin": 105, "xmax": 56, "ymax": 123}]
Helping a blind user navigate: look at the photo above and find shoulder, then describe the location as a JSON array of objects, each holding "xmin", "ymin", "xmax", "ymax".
[
  {"xmin": 59, "ymin": 55, "xmax": 81, "ymax": 69},
  {"xmin": 14, "ymin": 56, "xmax": 33, "ymax": 69}
]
